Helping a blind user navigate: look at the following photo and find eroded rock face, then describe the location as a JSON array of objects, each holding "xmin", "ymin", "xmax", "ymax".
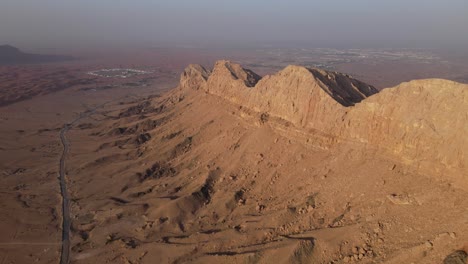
[
  {"xmin": 345, "ymin": 79, "xmax": 468, "ymax": 177},
  {"xmin": 177, "ymin": 60, "xmax": 467, "ymax": 181}
]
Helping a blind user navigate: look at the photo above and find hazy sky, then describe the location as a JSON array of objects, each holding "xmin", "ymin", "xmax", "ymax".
[{"xmin": 1, "ymin": 0, "xmax": 467, "ymax": 50}]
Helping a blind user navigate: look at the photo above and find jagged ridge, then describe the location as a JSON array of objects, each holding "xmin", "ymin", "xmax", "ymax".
[
  {"xmin": 177, "ymin": 60, "xmax": 467, "ymax": 183},
  {"xmin": 180, "ymin": 60, "xmax": 378, "ymax": 127}
]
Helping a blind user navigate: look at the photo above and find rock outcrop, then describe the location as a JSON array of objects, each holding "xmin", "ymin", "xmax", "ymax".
[{"xmin": 178, "ymin": 60, "xmax": 467, "ymax": 182}]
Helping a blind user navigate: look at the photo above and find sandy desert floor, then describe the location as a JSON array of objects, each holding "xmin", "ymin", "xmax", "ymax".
[{"xmin": 0, "ymin": 68, "xmax": 173, "ymax": 263}]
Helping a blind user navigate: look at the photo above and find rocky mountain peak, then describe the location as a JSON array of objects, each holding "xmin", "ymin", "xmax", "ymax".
[
  {"xmin": 212, "ymin": 60, "xmax": 261, "ymax": 87},
  {"xmin": 179, "ymin": 64, "xmax": 210, "ymax": 91}
]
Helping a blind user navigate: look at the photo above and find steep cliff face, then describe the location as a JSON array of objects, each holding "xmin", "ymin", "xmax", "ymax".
[
  {"xmin": 345, "ymin": 79, "xmax": 468, "ymax": 177},
  {"xmin": 179, "ymin": 60, "xmax": 467, "ymax": 182},
  {"xmin": 306, "ymin": 68, "xmax": 378, "ymax": 106}
]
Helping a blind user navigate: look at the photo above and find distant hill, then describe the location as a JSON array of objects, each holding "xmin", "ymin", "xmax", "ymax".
[{"xmin": 0, "ymin": 45, "xmax": 74, "ymax": 65}]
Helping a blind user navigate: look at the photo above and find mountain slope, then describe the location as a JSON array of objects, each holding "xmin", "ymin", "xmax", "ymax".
[{"xmin": 65, "ymin": 61, "xmax": 468, "ymax": 264}]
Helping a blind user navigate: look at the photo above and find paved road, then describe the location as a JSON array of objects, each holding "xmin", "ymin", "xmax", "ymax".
[
  {"xmin": 58, "ymin": 123, "xmax": 72, "ymax": 264},
  {"xmin": 58, "ymin": 95, "xmax": 137, "ymax": 264}
]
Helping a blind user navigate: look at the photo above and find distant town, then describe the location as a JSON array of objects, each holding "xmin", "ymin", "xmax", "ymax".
[{"xmin": 87, "ymin": 68, "xmax": 151, "ymax": 78}]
